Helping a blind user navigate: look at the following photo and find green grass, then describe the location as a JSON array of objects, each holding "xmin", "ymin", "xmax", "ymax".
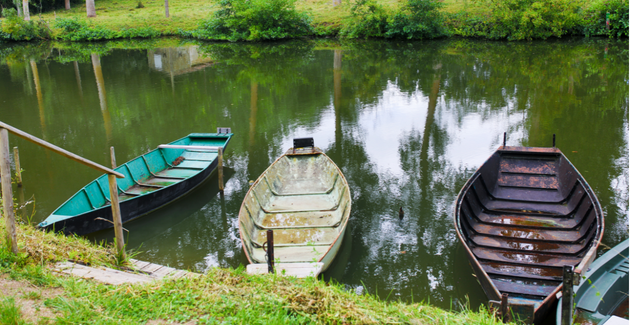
[
  {"xmin": 0, "ymin": 297, "xmax": 28, "ymax": 325},
  {"xmin": 0, "ymin": 222, "xmax": 512, "ymax": 324}
]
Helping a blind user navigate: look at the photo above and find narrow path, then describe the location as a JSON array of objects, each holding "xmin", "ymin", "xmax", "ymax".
[{"xmin": 53, "ymin": 259, "xmax": 199, "ymax": 285}]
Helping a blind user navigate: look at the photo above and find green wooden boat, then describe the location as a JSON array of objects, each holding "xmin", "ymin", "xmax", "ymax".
[
  {"xmin": 556, "ymin": 238, "xmax": 629, "ymax": 325},
  {"xmin": 38, "ymin": 132, "xmax": 233, "ymax": 235},
  {"xmin": 239, "ymin": 138, "xmax": 351, "ymax": 277}
]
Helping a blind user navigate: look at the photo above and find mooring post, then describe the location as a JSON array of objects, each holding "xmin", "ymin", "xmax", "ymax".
[
  {"xmin": 503, "ymin": 132, "xmax": 507, "ymax": 147},
  {"xmin": 561, "ymin": 265, "xmax": 574, "ymax": 325},
  {"xmin": 0, "ymin": 128, "xmax": 18, "ymax": 254},
  {"xmin": 13, "ymin": 147, "xmax": 22, "ymax": 187},
  {"xmin": 553, "ymin": 134, "xmax": 556, "ymax": 148},
  {"xmin": 218, "ymin": 147, "xmax": 224, "ymax": 192},
  {"xmin": 109, "ymin": 147, "xmax": 125, "ymax": 259},
  {"xmin": 500, "ymin": 293, "xmax": 509, "ymax": 323},
  {"xmin": 267, "ymin": 229, "xmax": 274, "ymax": 274}
]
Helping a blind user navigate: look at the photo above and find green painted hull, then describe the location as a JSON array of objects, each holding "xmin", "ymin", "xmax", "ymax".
[
  {"xmin": 556, "ymin": 239, "xmax": 629, "ymax": 325},
  {"xmin": 38, "ymin": 133, "xmax": 232, "ymax": 235}
]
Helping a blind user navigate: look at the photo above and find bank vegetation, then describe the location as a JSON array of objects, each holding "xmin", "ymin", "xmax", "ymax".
[
  {"xmin": 0, "ymin": 0, "xmax": 627, "ymax": 42},
  {"xmin": 0, "ymin": 219, "xmax": 513, "ymax": 324}
]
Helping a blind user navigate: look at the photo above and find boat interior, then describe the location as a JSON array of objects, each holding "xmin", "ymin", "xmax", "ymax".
[
  {"xmin": 49, "ymin": 134, "xmax": 229, "ymax": 221},
  {"xmin": 457, "ymin": 147, "xmax": 602, "ymax": 311},
  {"xmin": 240, "ymin": 153, "xmax": 351, "ymax": 264}
]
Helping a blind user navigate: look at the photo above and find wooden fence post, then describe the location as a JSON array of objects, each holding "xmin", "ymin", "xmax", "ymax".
[
  {"xmin": 109, "ymin": 147, "xmax": 125, "ymax": 258},
  {"xmin": 0, "ymin": 128, "xmax": 18, "ymax": 254},
  {"xmin": 13, "ymin": 147, "xmax": 22, "ymax": 187}
]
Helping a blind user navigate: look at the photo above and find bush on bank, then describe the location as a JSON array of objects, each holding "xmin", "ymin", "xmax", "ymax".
[
  {"xmin": 0, "ymin": 0, "xmax": 627, "ymax": 41},
  {"xmin": 448, "ymin": 0, "xmax": 629, "ymax": 39},
  {"xmin": 0, "ymin": 8, "xmax": 50, "ymax": 41},
  {"xmin": 182, "ymin": 0, "xmax": 313, "ymax": 41},
  {"xmin": 53, "ymin": 18, "xmax": 160, "ymax": 41}
]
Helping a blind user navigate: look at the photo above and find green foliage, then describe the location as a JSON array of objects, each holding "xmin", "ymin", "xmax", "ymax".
[
  {"xmin": 0, "ymin": 8, "xmax": 51, "ymax": 41},
  {"xmin": 386, "ymin": 0, "xmax": 450, "ymax": 39},
  {"xmin": 340, "ymin": 0, "xmax": 449, "ymax": 39},
  {"xmin": 452, "ymin": 0, "xmax": 586, "ymax": 40},
  {"xmin": 340, "ymin": 0, "xmax": 390, "ymax": 38},
  {"xmin": 183, "ymin": 0, "xmax": 313, "ymax": 41},
  {"xmin": 581, "ymin": 0, "xmax": 629, "ymax": 37},
  {"xmin": 53, "ymin": 18, "xmax": 160, "ymax": 41},
  {"xmin": 0, "ymin": 297, "xmax": 27, "ymax": 325}
]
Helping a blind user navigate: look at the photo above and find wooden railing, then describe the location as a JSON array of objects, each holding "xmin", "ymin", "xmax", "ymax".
[{"xmin": 0, "ymin": 121, "xmax": 126, "ymax": 257}]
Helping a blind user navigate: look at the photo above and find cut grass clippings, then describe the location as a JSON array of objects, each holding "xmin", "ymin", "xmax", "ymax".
[{"xmin": 0, "ymin": 222, "xmax": 512, "ymax": 324}]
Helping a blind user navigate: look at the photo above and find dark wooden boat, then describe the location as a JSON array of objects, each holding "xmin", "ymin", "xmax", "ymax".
[
  {"xmin": 556, "ymin": 239, "xmax": 628, "ymax": 325},
  {"xmin": 454, "ymin": 145, "xmax": 604, "ymax": 324},
  {"xmin": 38, "ymin": 132, "xmax": 232, "ymax": 235}
]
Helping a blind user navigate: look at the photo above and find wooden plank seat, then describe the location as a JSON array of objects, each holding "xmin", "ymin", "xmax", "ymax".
[
  {"xmin": 250, "ymin": 245, "xmax": 331, "ymax": 263},
  {"xmin": 480, "ymin": 261, "xmax": 564, "ymax": 281},
  {"xmin": 250, "ymin": 226, "xmax": 341, "ymax": 247}
]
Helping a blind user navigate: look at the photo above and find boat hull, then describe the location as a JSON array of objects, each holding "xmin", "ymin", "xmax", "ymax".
[
  {"xmin": 238, "ymin": 147, "xmax": 351, "ymax": 277},
  {"xmin": 454, "ymin": 146, "xmax": 604, "ymax": 324},
  {"xmin": 556, "ymin": 239, "xmax": 629, "ymax": 325},
  {"xmin": 39, "ymin": 133, "xmax": 232, "ymax": 235},
  {"xmin": 40, "ymin": 160, "xmax": 218, "ymax": 235}
]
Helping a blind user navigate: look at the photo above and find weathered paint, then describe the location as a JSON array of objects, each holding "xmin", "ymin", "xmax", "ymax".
[
  {"xmin": 454, "ymin": 146, "xmax": 604, "ymax": 324},
  {"xmin": 239, "ymin": 147, "xmax": 351, "ymax": 277},
  {"xmin": 38, "ymin": 133, "xmax": 233, "ymax": 235},
  {"xmin": 556, "ymin": 239, "xmax": 629, "ymax": 325}
]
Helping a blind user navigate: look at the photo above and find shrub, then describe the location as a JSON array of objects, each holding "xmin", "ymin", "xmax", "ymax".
[
  {"xmin": 469, "ymin": 0, "xmax": 584, "ymax": 40},
  {"xmin": 340, "ymin": 0, "xmax": 389, "ymax": 38},
  {"xmin": 184, "ymin": 0, "xmax": 313, "ymax": 41},
  {"xmin": 0, "ymin": 8, "xmax": 51, "ymax": 41},
  {"xmin": 385, "ymin": 0, "xmax": 450, "ymax": 39},
  {"xmin": 581, "ymin": 0, "xmax": 629, "ymax": 37},
  {"xmin": 53, "ymin": 18, "xmax": 160, "ymax": 41}
]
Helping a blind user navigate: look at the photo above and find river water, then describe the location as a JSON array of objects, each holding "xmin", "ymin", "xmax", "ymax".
[{"xmin": 0, "ymin": 38, "xmax": 627, "ymax": 316}]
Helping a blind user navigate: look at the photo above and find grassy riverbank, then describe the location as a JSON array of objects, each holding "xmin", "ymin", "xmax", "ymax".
[
  {"xmin": 0, "ymin": 222, "xmax": 509, "ymax": 324},
  {"xmin": 0, "ymin": 0, "xmax": 627, "ymax": 41}
]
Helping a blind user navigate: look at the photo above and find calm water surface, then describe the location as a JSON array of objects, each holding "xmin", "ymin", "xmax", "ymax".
[{"xmin": 1, "ymin": 39, "xmax": 628, "ymax": 315}]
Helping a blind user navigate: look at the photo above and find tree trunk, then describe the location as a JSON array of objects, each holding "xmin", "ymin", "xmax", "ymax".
[
  {"xmin": 22, "ymin": 0, "xmax": 30, "ymax": 21},
  {"xmin": 164, "ymin": 0, "xmax": 169, "ymax": 18},
  {"xmin": 15, "ymin": 0, "xmax": 22, "ymax": 16},
  {"xmin": 65, "ymin": 0, "xmax": 70, "ymax": 10},
  {"xmin": 86, "ymin": 0, "xmax": 96, "ymax": 17}
]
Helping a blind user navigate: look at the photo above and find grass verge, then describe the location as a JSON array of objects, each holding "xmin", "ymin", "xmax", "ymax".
[{"xmin": 0, "ymin": 222, "xmax": 510, "ymax": 324}]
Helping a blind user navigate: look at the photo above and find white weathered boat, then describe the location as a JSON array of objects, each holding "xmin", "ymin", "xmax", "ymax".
[{"xmin": 238, "ymin": 138, "xmax": 351, "ymax": 277}]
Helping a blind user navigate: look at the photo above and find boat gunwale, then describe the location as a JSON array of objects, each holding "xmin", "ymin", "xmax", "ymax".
[
  {"xmin": 238, "ymin": 148, "xmax": 351, "ymax": 267},
  {"xmin": 453, "ymin": 145, "xmax": 605, "ymax": 322},
  {"xmin": 40, "ymin": 133, "xmax": 233, "ymax": 227},
  {"xmin": 555, "ymin": 239, "xmax": 629, "ymax": 325}
]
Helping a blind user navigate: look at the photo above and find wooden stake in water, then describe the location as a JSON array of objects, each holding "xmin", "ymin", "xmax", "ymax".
[
  {"xmin": 0, "ymin": 128, "xmax": 18, "ymax": 254},
  {"xmin": 267, "ymin": 229, "xmax": 274, "ymax": 274},
  {"xmin": 109, "ymin": 147, "xmax": 125, "ymax": 258},
  {"xmin": 218, "ymin": 147, "xmax": 224, "ymax": 192},
  {"xmin": 13, "ymin": 147, "xmax": 22, "ymax": 187}
]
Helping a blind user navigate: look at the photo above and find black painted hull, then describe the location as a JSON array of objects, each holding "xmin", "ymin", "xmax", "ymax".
[{"xmin": 42, "ymin": 159, "xmax": 219, "ymax": 236}]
